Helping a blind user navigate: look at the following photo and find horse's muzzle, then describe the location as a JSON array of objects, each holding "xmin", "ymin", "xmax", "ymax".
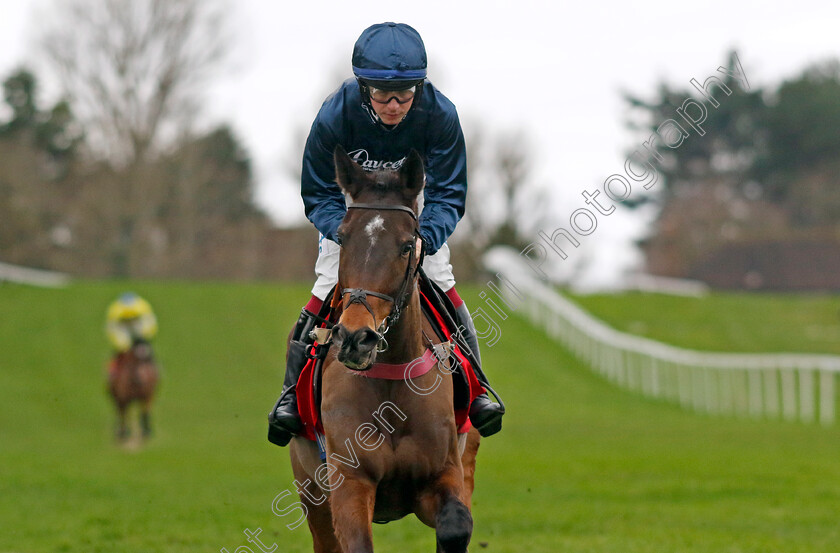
[{"xmin": 332, "ymin": 324, "xmax": 380, "ymax": 370}]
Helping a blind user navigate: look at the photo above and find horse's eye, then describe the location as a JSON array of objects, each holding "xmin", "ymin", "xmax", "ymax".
[{"xmin": 401, "ymin": 242, "xmax": 414, "ymax": 256}]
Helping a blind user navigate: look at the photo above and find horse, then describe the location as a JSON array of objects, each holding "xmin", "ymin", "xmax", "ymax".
[
  {"xmin": 107, "ymin": 339, "xmax": 159, "ymax": 442},
  {"xmin": 289, "ymin": 146, "xmax": 481, "ymax": 553}
]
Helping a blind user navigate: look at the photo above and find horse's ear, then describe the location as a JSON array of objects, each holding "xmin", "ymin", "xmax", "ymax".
[
  {"xmin": 334, "ymin": 144, "xmax": 366, "ymax": 198},
  {"xmin": 401, "ymin": 149, "xmax": 425, "ymax": 199}
]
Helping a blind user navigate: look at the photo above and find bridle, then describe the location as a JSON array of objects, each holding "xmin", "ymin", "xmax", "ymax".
[{"xmin": 341, "ymin": 203, "xmax": 425, "ymax": 352}]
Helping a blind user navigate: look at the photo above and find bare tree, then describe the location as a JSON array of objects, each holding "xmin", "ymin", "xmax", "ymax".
[
  {"xmin": 450, "ymin": 124, "xmax": 552, "ymax": 279},
  {"xmin": 37, "ymin": 0, "xmax": 230, "ymax": 275},
  {"xmin": 38, "ymin": 0, "xmax": 229, "ymax": 166}
]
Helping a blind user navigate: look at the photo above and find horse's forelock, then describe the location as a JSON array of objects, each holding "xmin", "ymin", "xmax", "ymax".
[
  {"xmin": 370, "ymin": 169, "xmax": 402, "ymax": 194},
  {"xmin": 353, "ymin": 168, "xmax": 419, "ymax": 207}
]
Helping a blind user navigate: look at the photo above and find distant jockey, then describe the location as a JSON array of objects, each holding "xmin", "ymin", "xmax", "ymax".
[{"xmin": 106, "ymin": 292, "xmax": 158, "ymax": 371}]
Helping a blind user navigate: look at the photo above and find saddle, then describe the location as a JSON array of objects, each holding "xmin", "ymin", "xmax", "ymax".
[
  {"xmin": 108, "ymin": 340, "xmax": 154, "ymax": 377},
  {"xmin": 295, "ymin": 270, "xmax": 485, "ymax": 442}
]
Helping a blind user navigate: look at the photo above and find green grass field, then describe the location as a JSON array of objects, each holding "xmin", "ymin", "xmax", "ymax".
[{"xmin": 2, "ymin": 281, "xmax": 840, "ymax": 552}]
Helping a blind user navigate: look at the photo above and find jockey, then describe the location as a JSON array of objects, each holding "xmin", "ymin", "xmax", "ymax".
[
  {"xmin": 106, "ymin": 292, "xmax": 158, "ymax": 355},
  {"xmin": 268, "ymin": 22, "xmax": 505, "ymax": 447}
]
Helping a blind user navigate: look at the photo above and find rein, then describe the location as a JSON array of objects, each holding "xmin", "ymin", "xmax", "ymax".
[{"xmin": 341, "ymin": 203, "xmax": 425, "ymax": 352}]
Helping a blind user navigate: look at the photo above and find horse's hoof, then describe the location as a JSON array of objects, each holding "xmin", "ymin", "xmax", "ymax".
[{"xmin": 436, "ymin": 498, "xmax": 473, "ymax": 553}]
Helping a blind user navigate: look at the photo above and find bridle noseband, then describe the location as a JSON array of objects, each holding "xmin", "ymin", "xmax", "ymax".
[{"xmin": 341, "ymin": 203, "xmax": 425, "ymax": 352}]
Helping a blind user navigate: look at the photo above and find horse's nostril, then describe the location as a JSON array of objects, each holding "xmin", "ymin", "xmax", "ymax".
[
  {"xmin": 357, "ymin": 328, "xmax": 380, "ymax": 351},
  {"xmin": 332, "ymin": 324, "xmax": 347, "ymax": 345},
  {"xmin": 334, "ymin": 326, "xmax": 379, "ymax": 361}
]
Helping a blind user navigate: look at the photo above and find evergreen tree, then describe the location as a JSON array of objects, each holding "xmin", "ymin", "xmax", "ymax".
[{"xmin": 623, "ymin": 52, "xmax": 840, "ymax": 282}]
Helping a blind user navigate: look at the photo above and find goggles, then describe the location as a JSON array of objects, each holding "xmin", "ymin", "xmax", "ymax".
[{"xmin": 368, "ymin": 85, "xmax": 416, "ymax": 105}]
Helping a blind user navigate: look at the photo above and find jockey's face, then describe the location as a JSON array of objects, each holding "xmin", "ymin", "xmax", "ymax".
[{"xmin": 369, "ymin": 94, "xmax": 413, "ymax": 126}]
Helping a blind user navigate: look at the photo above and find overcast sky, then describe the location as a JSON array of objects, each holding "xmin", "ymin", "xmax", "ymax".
[{"xmin": 2, "ymin": 0, "xmax": 838, "ymax": 286}]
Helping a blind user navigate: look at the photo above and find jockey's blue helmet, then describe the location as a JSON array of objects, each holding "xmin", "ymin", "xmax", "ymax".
[
  {"xmin": 119, "ymin": 291, "xmax": 139, "ymax": 305},
  {"xmin": 352, "ymin": 22, "xmax": 427, "ymax": 92}
]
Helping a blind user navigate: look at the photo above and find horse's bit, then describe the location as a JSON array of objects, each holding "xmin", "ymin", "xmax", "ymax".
[{"xmin": 340, "ymin": 203, "xmax": 424, "ymax": 353}]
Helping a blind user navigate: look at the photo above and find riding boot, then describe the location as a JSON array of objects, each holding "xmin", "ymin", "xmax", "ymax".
[
  {"xmin": 454, "ymin": 303, "xmax": 505, "ymax": 437},
  {"xmin": 268, "ymin": 308, "xmax": 318, "ymax": 447}
]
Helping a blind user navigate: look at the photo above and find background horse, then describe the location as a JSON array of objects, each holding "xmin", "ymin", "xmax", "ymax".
[
  {"xmin": 108, "ymin": 339, "xmax": 159, "ymax": 442},
  {"xmin": 289, "ymin": 146, "xmax": 481, "ymax": 553}
]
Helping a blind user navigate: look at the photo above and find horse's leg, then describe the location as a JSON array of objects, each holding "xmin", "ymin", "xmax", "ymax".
[
  {"xmin": 416, "ymin": 465, "xmax": 473, "ymax": 553},
  {"xmin": 302, "ymin": 479, "xmax": 341, "ymax": 553},
  {"xmin": 433, "ymin": 428, "xmax": 481, "ymax": 553},
  {"xmin": 115, "ymin": 403, "xmax": 129, "ymax": 442},
  {"xmin": 140, "ymin": 399, "xmax": 152, "ymax": 439},
  {"xmin": 435, "ymin": 496, "xmax": 472, "ymax": 553},
  {"xmin": 137, "ymin": 362, "xmax": 157, "ymax": 440},
  {"xmin": 330, "ymin": 477, "xmax": 377, "ymax": 553},
  {"xmin": 290, "ymin": 440, "xmax": 341, "ymax": 553},
  {"xmin": 459, "ymin": 428, "xmax": 481, "ymax": 510}
]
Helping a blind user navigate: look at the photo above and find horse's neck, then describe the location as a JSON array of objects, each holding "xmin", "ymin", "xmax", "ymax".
[{"xmin": 375, "ymin": 289, "xmax": 425, "ymax": 364}]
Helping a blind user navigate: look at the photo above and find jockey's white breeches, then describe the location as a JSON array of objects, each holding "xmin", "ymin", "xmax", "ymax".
[{"xmin": 311, "ymin": 234, "xmax": 456, "ymax": 301}]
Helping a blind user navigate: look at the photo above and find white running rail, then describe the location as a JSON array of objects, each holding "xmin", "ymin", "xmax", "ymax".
[
  {"xmin": 484, "ymin": 248, "xmax": 840, "ymax": 426},
  {"xmin": 0, "ymin": 261, "xmax": 70, "ymax": 288}
]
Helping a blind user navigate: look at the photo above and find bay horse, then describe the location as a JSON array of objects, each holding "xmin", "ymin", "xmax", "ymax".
[
  {"xmin": 289, "ymin": 146, "xmax": 481, "ymax": 553},
  {"xmin": 107, "ymin": 339, "xmax": 159, "ymax": 442}
]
